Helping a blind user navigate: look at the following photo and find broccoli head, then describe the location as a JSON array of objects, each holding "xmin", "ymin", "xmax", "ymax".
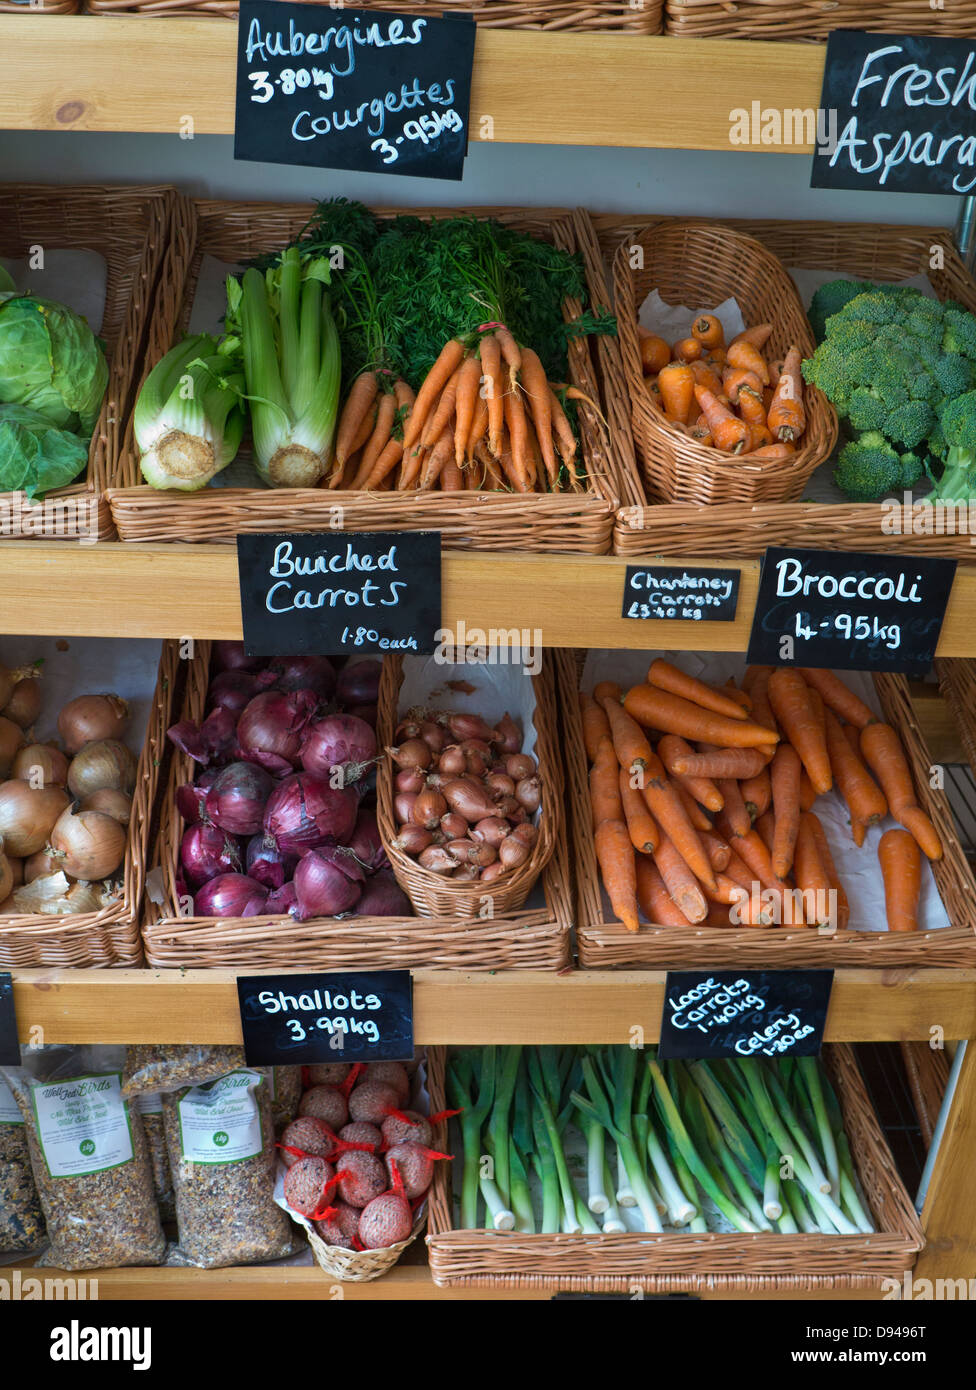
[
  {"xmin": 833, "ymin": 431, "xmax": 923, "ymax": 502},
  {"xmin": 942, "ymin": 303, "xmax": 976, "ymax": 361},
  {"xmin": 926, "ymin": 391, "xmax": 976, "ymax": 501},
  {"xmin": 807, "ymin": 279, "xmax": 882, "ymax": 342}
]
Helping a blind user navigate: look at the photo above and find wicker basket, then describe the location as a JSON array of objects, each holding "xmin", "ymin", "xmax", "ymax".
[
  {"xmin": 560, "ymin": 650, "xmax": 976, "ymax": 969},
  {"xmin": 592, "ymin": 216, "xmax": 976, "ymax": 558},
  {"xmin": 0, "ymin": 0, "xmax": 77, "ymax": 11},
  {"xmin": 376, "ymin": 652, "xmax": 559, "ymax": 919},
  {"xmin": 84, "ymin": 0, "xmax": 661, "ymax": 29},
  {"xmin": 899, "ymin": 1041, "xmax": 950, "ymax": 1151},
  {"xmin": 426, "ymin": 1044, "xmax": 923, "ymax": 1290},
  {"xmin": 0, "ymin": 185, "xmax": 174, "ymax": 541},
  {"xmin": 935, "ymin": 658, "xmax": 976, "ymax": 777},
  {"xmin": 106, "ymin": 198, "xmax": 619, "ymax": 554},
  {"xmin": 665, "ymin": 1, "xmax": 976, "ymax": 40},
  {"xmin": 306, "ymin": 1210, "xmax": 426, "ymax": 1283},
  {"xmin": 0, "ymin": 639, "xmax": 180, "ymax": 968},
  {"xmin": 141, "ymin": 641, "xmax": 572, "ymax": 970},
  {"xmin": 612, "ymin": 219, "xmax": 837, "ymax": 506}
]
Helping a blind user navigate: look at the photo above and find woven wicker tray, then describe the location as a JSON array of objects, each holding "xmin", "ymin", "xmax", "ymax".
[
  {"xmin": 0, "ymin": 185, "xmax": 175, "ymax": 541},
  {"xmin": 141, "ymin": 641, "xmax": 572, "ymax": 970},
  {"xmin": 559, "ymin": 650, "xmax": 976, "ymax": 969},
  {"xmin": 665, "ymin": 1, "xmax": 976, "ymax": 40},
  {"xmin": 0, "ymin": 639, "xmax": 179, "ymax": 968},
  {"xmin": 425, "ymin": 1044, "xmax": 924, "ymax": 1290},
  {"xmin": 85, "ymin": 0, "xmax": 661, "ymax": 27},
  {"xmin": 107, "ymin": 197, "xmax": 619, "ymax": 554}
]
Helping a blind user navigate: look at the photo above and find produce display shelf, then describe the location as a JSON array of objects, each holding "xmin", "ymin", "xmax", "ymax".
[
  {"xmin": 0, "ymin": 17, "xmax": 824, "ymax": 147},
  {"xmin": 5, "ymin": 541, "xmax": 976, "ymax": 653},
  {"xmin": 11, "ymin": 967, "xmax": 976, "ymax": 1044}
]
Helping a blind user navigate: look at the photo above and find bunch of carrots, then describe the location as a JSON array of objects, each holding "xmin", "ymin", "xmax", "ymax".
[
  {"xmin": 638, "ymin": 314, "xmax": 805, "ymax": 463},
  {"xmin": 582, "ymin": 660, "xmax": 942, "ymax": 936},
  {"xmin": 326, "ymin": 327, "xmax": 582, "ymax": 494}
]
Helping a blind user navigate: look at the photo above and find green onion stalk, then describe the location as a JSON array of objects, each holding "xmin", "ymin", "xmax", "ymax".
[
  {"xmin": 820, "ymin": 1070, "xmax": 875, "ymax": 1233},
  {"xmin": 446, "ymin": 1048, "xmax": 496, "ymax": 1232},
  {"xmin": 572, "ymin": 1050, "xmax": 663, "ymax": 1233},
  {"xmin": 135, "ymin": 334, "xmax": 245, "ymax": 490},
  {"xmin": 508, "ymin": 1139, "xmax": 535, "ymax": 1233},
  {"xmin": 601, "ymin": 1157, "xmax": 627, "ymax": 1233},
  {"xmin": 528, "ymin": 1050, "xmax": 581, "ymax": 1234},
  {"xmin": 679, "ymin": 1065, "xmax": 772, "ymax": 1232},
  {"xmin": 763, "ymin": 1141, "xmax": 783, "ymax": 1222}
]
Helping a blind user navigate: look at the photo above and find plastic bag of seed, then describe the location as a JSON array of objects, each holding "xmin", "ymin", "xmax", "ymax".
[
  {"xmin": 268, "ymin": 1066, "xmax": 302, "ymax": 1135},
  {"xmin": 122, "ymin": 1045, "xmax": 247, "ymax": 1098},
  {"xmin": 1, "ymin": 1046, "xmax": 165, "ymax": 1271},
  {"xmin": 163, "ymin": 1067, "xmax": 296, "ymax": 1269},
  {"xmin": 134, "ymin": 1093, "xmax": 175, "ymax": 1224},
  {"xmin": 0, "ymin": 1074, "xmax": 46, "ymax": 1260}
]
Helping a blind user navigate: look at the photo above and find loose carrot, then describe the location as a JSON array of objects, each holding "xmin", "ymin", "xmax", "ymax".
[
  {"xmin": 335, "ymin": 371, "xmax": 379, "ymax": 468},
  {"xmin": 755, "ymin": 810, "xmax": 775, "ymax": 854},
  {"xmin": 452, "ymin": 353, "xmax": 483, "ymax": 468},
  {"xmin": 731, "ymin": 323, "xmax": 773, "ymax": 352},
  {"xmin": 502, "ymin": 385, "xmax": 532, "ymax": 494},
  {"xmin": 700, "ymin": 829, "xmax": 732, "ymax": 872},
  {"xmin": 674, "ymin": 780, "xmax": 713, "ymax": 833},
  {"xmin": 718, "ymin": 777, "xmax": 750, "ymax": 837},
  {"xmin": 691, "ymin": 313, "xmax": 724, "ymax": 350},
  {"xmin": 823, "ymin": 707, "xmax": 887, "ymax": 835},
  {"xmin": 620, "ymin": 768, "xmax": 660, "ymax": 854},
  {"xmin": 635, "ymin": 855, "xmax": 691, "ymax": 927},
  {"xmin": 705, "ymin": 900, "xmax": 734, "ymax": 928},
  {"xmin": 693, "ymin": 384, "xmax": 749, "ymax": 453},
  {"xmin": 623, "ymin": 685, "xmax": 778, "ymax": 749},
  {"xmin": 806, "ymin": 686, "xmax": 827, "ymax": 748},
  {"xmin": 638, "ymin": 750, "xmax": 716, "ymax": 892},
  {"xmin": 402, "ymin": 340, "xmax": 465, "ymax": 451},
  {"xmin": 657, "ymin": 735, "xmax": 724, "ymax": 813},
  {"xmin": 638, "ymin": 331, "xmax": 671, "ymax": 376},
  {"xmin": 767, "ymin": 346, "xmax": 806, "ymax": 442},
  {"xmin": 594, "ymin": 821, "xmax": 639, "ymax": 933},
  {"xmin": 859, "ymin": 724, "xmax": 942, "ymax": 859},
  {"xmin": 799, "ymin": 668, "xmax": 876, "ymax": 730},
  {"xmin": 672, "ymin": 336, "xmax": 702, "ymax": 363},
  {"xmin": 671, "ymin": 747, "xmax": 766, "ymax": 779},
  {"xmin": 793, "ymin": 813, "xmax": 831, "ymax": 927},
  {"xmin": 580, "ymin": 693, "xmax": 612, "ymax": 764},
  {"xmin": 646, "ymin": 659, "xmax": 748, "ymax": 722},
  {"xmin": 767, "ymin": 669, "xmax": 832, "ymax": 795},
  {"xmin": 799, "ymin": 770, "xmax": 816, "ymax": 811},
  {"xmin": 721, "ymin": 680, "xmax": 753, "ymax": 712},
  {"xmin": 741, "ymin": 767, "xmax": 771, "ymax": 821},
  {"xmin": 878, "ymin": 828, "xmax": 921, "ymax": 933},
  {"xmin": 349, "ymin": 388, "xmax": 397, "ymax": 489},
  {"xmin": 722, "ymin": 367, "xmax": 763, "ymax": 405},
  {"xmin": 518, "ymin": 348, "xmax": 558, "ymax": 487},
  {"xmin": 658, "ymin": 363, "xmax": 695, "ymax": 424},
  {"xmin": 653, "ymin": 836, "xmax": 708, "ymax": 923},
  {"xmin": 898, "ymin": 805, "xmax": 944, "ymax": 863},
  {"xmin": 589, "ymin": 736, "xmax": 623, "ymax": 829},
  {"xmin": 689, "ymin": 358, "xmax": 724, "ymax": 397},
  {"xmin": 807, "ymin": 811, "xmax": 849, "ymax": 931},
  {"xmin": 593, "ymin": 680, "xmax": 622, "ymax": 706},
  {"xmin": 718, "ymin": 821, "xmax": 784, "ymax": 894},
  {"xmin": 770, "ymin": 743, "xmax": 802, "ymax": 879}
]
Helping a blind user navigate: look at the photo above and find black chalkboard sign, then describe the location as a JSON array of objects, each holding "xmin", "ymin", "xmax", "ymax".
[
  {"xmin": 236, "ymin": 970, "xmax": 413, "ymax": 1065},
  {"xmin": 237, "ymin": 530, "xmax": 442, "ymax": 657},
  {"xmin": 746, "ymin": 547, "xmax": 955, "ymax": 676},
  {"xmin": 234, "ymin": 0, "xmax": 475, "ymax": 179},
  {"xmin": 658, "ymin": 969, "xmax": 833, "ymax": 1061},
  {"xmin": 812, "ymin": 31, "xmax": 976, "ymax": 196},
  {"xmin": 0, "ymin": 973, "xmax": 18, "ymax": 1066},
  {"xmin": 622, "ymin": 565, "xmax": 739, "ymax": 624}
]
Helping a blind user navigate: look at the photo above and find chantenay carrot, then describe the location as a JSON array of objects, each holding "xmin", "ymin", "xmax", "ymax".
[
  {"xmin": 770, "ymin": 743, "xmax": 802, "ymax": 879},
  {"xmin": 694, "ymin": 385, "xmax": 749, "ymax": 453},
  {"xmin": 658, "ymin": 363, "xmax": 695, "ymax": 424},
  {"xmin": 619, "ymin": 767, "xmax": 660, "ymax": 855},
  {"xmin": 800, "ymin": 668, "xmax": 876, "ymax": 730},
  {"xmin": 878, "ymin": 827, "xmax": 921, "ymax": 932},
  {"xmin": 580, "ymin": 693, "xmax": 612, "ymax": 764},
  {"xmin": 595, "ymin": 820, "xmax": 639, "ymax": 933},
  {"xmin": 636, "ymin": 855, "xmax": 691, "ymax": 927},
  {"xmin": 766, "ymin": 346, "xmax": 805, "ymax": 443},
  {"xmin": 657, "ymin": 734, "xmax": 725, "ymax": 813},
  {"xmin": 726, "ymin": 338, "xmax": 770, "ymax": 384},
  {"xmin": 624, "ymin": 684, "xmax": 778, "ymax": 749},
  {"xmin": 646, "ymin": 659, "xmax": 748, "ymax": 722},
  {"xmin": 691, "ymin": 314, "xmax": 725, "ymax": 351},
  {"xmin": 823, "ymin": 707, "xmax": 887, "ymax": 835},
  {"xmin": 653, "ymin": 836, "xmax": 708, "ymax": 923},
  {"xmin": 767, "ymin": 669, "xmax": 832, "ymax": 795},
  {"xmin": 860, "ymin": 723, "xmax": 943, "ymax": 860}
]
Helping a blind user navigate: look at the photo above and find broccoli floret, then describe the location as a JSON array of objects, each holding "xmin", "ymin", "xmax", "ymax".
[
  {"xmin": 807, "ymin": 279, "xmax": 881, "ymax": 342},
  {"xmin": 847, "ymin": 387, "xmax": 887, "ymax": 432},
  {"xmin": 885, "ymin": 400, "xmax": 937, "ymax": 450},
  {"xmin": 929, "ymin": 390, "xmax": 976, "ymax": 500},
  {"xmin": 833, "ymin": 431, "xmax": 923, "ymax": 502},
  {"xmin": 942, "ymin": 305, "xmax": 976, "ymax": 361}
]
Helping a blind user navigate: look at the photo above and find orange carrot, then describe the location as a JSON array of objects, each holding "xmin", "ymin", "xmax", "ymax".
[
  {"xmin": 748, "ymin": 442, "xmax": 795, "ymax": 461},
  {"xmin": 589, "ymin": 736, "xmax": 623, "ymax": 829},
  {"xmin": 418, "ymin": 426, "xmax": 454, "ymax": 492},
  {"xmin": 741, "ymin": 766, "xmax": 771, "ymax": 821},
  {"xmin": 594, "ymin": 821, "xmax": 639, "ymax": 933},
  {"xmin": 700, "ymin": 829, "xmax": 732, "ymax": 872},
  {"xmin": 720, "ymin": 681, "xmax": 753, "ymax": 713},
  {"xmin": 694, "ymin": 385, "xmax": 749, "ymax": 452},
  {"xmin": 897, "ymin": 805, "xmax": 943, "ymax": 863},
  {"xmin": 799, "ymin": 668, "xmax": 876, "ymax": 730},
  {"xmin": 793, "ymin": 813, "xmax": 831, "ymax": 927},
  {"xmin": 736, "ymin": 386, "xmax": 767, "ymax": 430},
  {"xmin": 767, "ymin": 346, "xmax": 806, "ymax": 442},
  {"xmin": 638, "ymin": 751, "xmax": 716, "ymax": 892},
  {"xmin": 755, "ymin": 810, "xmax": 775, "ymax": 854},
  {"xmin": 519, "ymin": 348, "xmax": 557, "ymax": 487},
  {"xmin": 646, "ymin": 659, "xmax": 748, "ymax": 722},
  {"xmin": 767, "ymin": 669, "xmax": 832, "ymax": 795},
  {"xmin": 502, "ymin": 385, "xmax": 532, "ymax": 494},
  {"xmin": 349, "ymin": 388, "xmax": 396, "ymax": 489},
  {"xmin": 635, "ymin": 855, "xmax": 691, "ymax": 927},
  {"xmin": 859, "ymin": 723, "xmax": 942, "ymax": 860},
  {"xmin": 770, "ymin": 743, "xmax": 802, "ymax": 878},
  {"xmin": 823, "ymin": 708, "xmax": 887, "ymax": 835},
  {"xmin": 653, "ymin": 836, "xmax": 708, "ymax": 923},
  {"xmin": 638, "ymin": 331, "xmax": 671, "ymax": 376},
  {"xmin": 717, "ymin": 777, "xmax": 750, "ymax": 837},
  {"xmin": 453, "ymin": 354, "xmax": 483, "ymax": 468},
  {"xmin": 807, "ymin": 811, "xmax": 850, "ymax": 931},
  {"xmin": 658, "ymin": 363, "xmax": 695, "ymax": 424},
  {"xmin": 402, "ymin": 340, "xmax": 465, "ymax": 451},
  {"xmin": 361, "ymin": 436, "xmax": 404, "ymax": 491},
  {"xmin": 494, "ymin": 325, "xmax": 522, "ymax": 390},
  {"xmin": 335, "ymin": 371, "xmax": 379, "ymax": 467},
  {"xmin": 441, "ymin": 454, "xmax": 464, "ymax": 490},
  {"xmin": 687, "ymin": 412, "xmax": 712, "ymax": 447},
  {"xmin": 705, "ymin": 900, "xmax": 734, "ymax": 928},
  {"xmin": 623, "ymin": 685, "xmax": 778, "ymax": 749},
  {"xmin": 619, "ymin": 767, "xmax": 660, "ymax": 855},
  {"xmin": 722, "ymin": 366, "xmax": 762, "ymax": 405},
  {"xmin": 878, "ymin": 828, "xmax": 921, "ymax": 933},
  {"xmin": 580, "ymin": 693, "xmax": 612, "ymax": 764},
  {"xmin": 465, "ymin": 392, "xmax": 489, "ymax": 464},
  {"xmin": 672, "ymin": 336, "xmax": 702, "ymax": 363},
  {"xmin": 718, "ymin": 822, "xmax": 784, "ymax": 894},
  {"xmin": 671, "ymin": 747, "xmax": 766, "ymax": 779},
  {"xmin": 548, "ymin": 387, "xmax": 577, "ymax": 473},
  {"xmin": 691, "ymin": 313, "xmax": 724, "ymax": 350},
  {"xmin": 732, "ymin": 323, "xmax": 773, "ymax": 352},
  {"xmin": 674, "ymin": 780, "xmax": 713, "ymax": 833},
  {"xmin": 799, "ymin": 770, "xmax": 816, "ymax": 812},
  {"xmin": 657, "ymin": 735, "xmax": 724, "ymax": 813},
  {"xmin": 478, "ymin": 333, "xmax": 504, "ymax": 458},
  {"xmin": 689, "ymin": 358, "xmax": 724, "ymax": 397},
  {"xmin": 596, "ymin": 691, "xmax": 654, "ymax": 776},
  {"xmin": 593, "ymin": 680, "xmax": 622, "ymax": 706},
  {"xmin": 420, "ymin": 367, "xmax": 462, "ymax": 450}
]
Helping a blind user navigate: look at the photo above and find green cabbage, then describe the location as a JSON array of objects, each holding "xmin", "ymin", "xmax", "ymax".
[
  {"xmin": 0, "ymin": 403, "xmax": 89, "ymax": 500},
  {"xmin": 0, "ymin": 295, "xmax": 108, "ymax": 435}
]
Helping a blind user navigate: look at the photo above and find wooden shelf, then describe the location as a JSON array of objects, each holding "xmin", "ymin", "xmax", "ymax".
[
  {"xmin": 0, "ymin": 17, "xmax": 825, "ymax": 148},
  {"xmin": 11, "ymin": 966, "xmax": 976, "ymax": 1043},
  {"xmin": 4, "ymin": 540, "xmax": 976, "ymax": 653}
]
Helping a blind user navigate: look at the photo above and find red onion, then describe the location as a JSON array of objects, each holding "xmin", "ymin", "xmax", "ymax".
[
  {"xmin": 300, "ymin": 714, "xmax": 377, "ymax": 784},
  {"xmin": 266, "ymin": 881, "xmax": 298, "ymax": 915},
  {"xmin": 175, "ymin": 768, "xmax": 218, "ymax": 825},
  {"xmin": 181, "ymin": 823, "xmax": 243, "ymax": 888},
  {"xmin": 337, "ymin": 659, "xmax": 381, "ymax": 707},
  {"xmin": 245, "ymin": 834, "xmax": 296, "ymax": 890},
  {"xmin": 293, "ymin": 846, "xmax": 365, "ymax": 920},
  {"xmin": 167, "ymin": 705, "xmax": 239, "ymax": 766},
  {"xmin": 357, "ymin": 870, "xmax": 410, "ymax": 917},
  {"xmin": 207, "ymin": 669, "xmax": 272, "ymax": 717},
  {"xmin": 348, "ymin": 703, "xmax": 377, "ymax": 727},
  {"xmin": 238, "ymin": 690, "xmax": 317, "ymax": 774},
  {"xmin": 205, "ymin": 761, "xmax": 273, "ymax": 837},
  {"xmin": 348, "ymin": 808, "xmax": 388, "ymax": 873},
  {"xmin": 267, "ymin": 655, "xmax": 337, "ymax": 701},
  {"xmin": 194, "ymin": 873, "xmax": 268, "ymax": 918},
  {"xmin": 213, "ymin": 641, "xmax": 264, "ymax": 673},
  {"xmin": 263, "ymin": 773, "xmax": 358, "ymax": 855}
]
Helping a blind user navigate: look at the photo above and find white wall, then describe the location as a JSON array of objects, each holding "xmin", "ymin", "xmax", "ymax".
[{"xmin": 0, "ymin": 132, "xmax": 965, "ymax": 232}]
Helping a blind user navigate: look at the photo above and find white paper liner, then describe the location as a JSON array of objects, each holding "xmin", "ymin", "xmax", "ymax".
[
  {"xmin": 1, "ymin": 251, "xmax": 107, "ymax": 336},
  {"xmin": 580, "ymin": 650, "xmax": 949, "ymax": 935}
]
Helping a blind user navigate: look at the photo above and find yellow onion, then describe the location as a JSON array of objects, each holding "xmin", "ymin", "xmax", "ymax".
[
  {"xmin": 57, "ymin": 693, "xmax": 129, "ymax": 754},
  {"xmin": 0, "ymin": 716, "xmax": 23, "ymax": 778},
  {"xmin": 67, "ymin": 739, "xmax": 136, "ymax": 799},
  {"xmin": 24, "ymin": 848, "xmax": 63, "ymax": 884},
  {"xmin": 0, "ymin": 662, "xmax": 39, "ymax": 714},
  {"xmin": 12, "ymin": 742, "xmax": 68, "ymax": 788},
  {"xmin": 0, "ymin": 782, "xmax": 70, "ymax": 857},
  {"xmin": 49, "ymin": 806, "xmax": 126, "ymax": 881},
  {"xmin": 7, "ymin": 855, "xmax": 23, "ymax": 888},
  {"xmin": 0, "ymin": 844, "xmax": 12, "ymax": 902},
  {"xmin": 3, "ymin": 677, "xmax": 42, "ymax": 730},
  {"xmin": 79, "ymin": 788, "xmax": 132, "ymax": 826}
]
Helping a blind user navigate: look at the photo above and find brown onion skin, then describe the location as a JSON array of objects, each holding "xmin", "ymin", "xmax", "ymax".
[
  {"xmin": 444, "ymin": 714, "xmax": 498, "ymax": 743},
  {"xmin": 395, "ymin": 768, "xmax": 426, "ymax": 795},
  {"xmin": 6, "ymin": 857, "xmax": 23, "ymax": 889},
  {"xmin": 494, "ymin": 712, "xmax": 522, "ymax": 754},
  {"xmin": 499, "ymin": 834, "xmax": 531, "ymax": 869},
  {"xmin": 50, "ymin": 806, "xmax": 126, "ymax": 880},
  {"xmin": 441, "ymin": 779, "xmax": 497, "ymax": 824},
  {"xmin": 394, "ymin": 792, "xmax": 418, "ymax": 824},
  {"xmin": 463, "ymin": 749, "xmax": 491, "ymax": 778},
  {"xmin": 505, "ymin": 753, "xmax": 536, "ymax": 782},
  {"xmin": 0, "ymin": 717, "xmax": 23, "ymax": 779},
  {"xmin": 471, "ymin": 817, "xmax": 510, "ymax": 849},
  {"xmin": 392, "ymin": 824, "xmax": 433, "ymax": 855},
  {"xmin": 411, "ymin": 789, "xmax": 447, "ymax": 830},
  {"xmin": 418, "ymin": 846, "xmax": 457, "ymax": 875},
  {"xmin": 79, "ymin": 788, "xmax": 132, "ymax": 826},
  {"xmin": 485, "ymin": 772, "xmax": 515, "ymax": 801},
  {"xmin": 0, "ymin": 851, "xmax": 11, "ymax": 902},
  {"xmin": 515, "ymin": 776, "xmax": 541, "ymax": 813},
  {"xmin": 67, "ymin": 739, "xmax": 137, "ymax": 799},
  {"xmin": 494, "ymin": 795, "xmax": 521, "ymax": 820},
  {"xmin": 58, "ymin": 693, "xmax": 129, "ymax": 755},
  {"xmin": 481, "ymin": 861, "xmax": 506, "ymax": 882},
  {"xmin": 12, "ymin": 743, "xmax": 68, "ymax": 787},
  {"xmin": 446, "ymin": 839, "xmax": 496, "ymax": 868},
  {"xmin": 3, "ymin": 679, "xmax": 41, "ymax": 731},
  {"xmin": 0, "ymin": 783, "xmax": 70, "ymax": 857},
  {"xmin": 417, "ymin": 721, "xmax": 447, "ymax": 754},
  {"xmin": 436, "ymin": 746, "xmax": 466, "ymax": 778},
  {"xmin": 512, "ymin": 821, "xmax": 539, "ymax": 847},
  {"xmin": 24, "ymin": 849, "xmax": 61, "ymax": 884},
  {"xmin": 387, "ymin": 739, "xmax": 431, "ymax": 771},
  {"xmin": 439, "ymin": 812, "xmax": 468, "ymax": 840},
  {"xmin": 452, "ymin": 864, "xmax": 480, "ymax": 881}
]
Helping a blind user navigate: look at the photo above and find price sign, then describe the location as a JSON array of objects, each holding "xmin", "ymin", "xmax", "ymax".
[
  {"xmin": 236, "ymin": 970, "xmax": 413, "ymax": 1066},
  {"xmin": 812, "ymin": 31, "xmax": 976, "ymax": 197},
  {"xmin": 746, "ymin": 547, "xmax": 955, "ymax": 675},
  {"xmin": 0, "ymin": 973, "xmax": 18, "ymax": 1066},
  {"xmin": 234, "ymin": 0, "xmax": 476, "ymax": 179},
  {"xmin": 622, "ymin": 565, "xmax": 739, "ymax": 624},
  {"xmin": 658, "ymin": 969, "xmax": 834, "ymax": 1062},
  {"xmin": 237, "ymin": 530, "xmax": 442, "ymax": 657}
]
